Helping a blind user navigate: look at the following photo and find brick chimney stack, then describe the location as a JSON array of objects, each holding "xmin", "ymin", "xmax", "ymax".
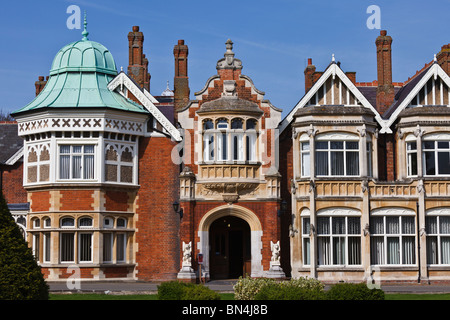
[
  {"xmin": 304, "ymin": 58, "xmax": 316, "ymax": 93},
  {"xmin": 173, "ymin": 39, "xmax": 190, "ymax": 113},
  {"xmin": 437, "ymin": 44, "xmax": 450, "ymax": 76},
  {"xmin": 35, "ymin": 76, "xmax": 48, "ymax": 96},
  {"xmin": 375, "ymin": 30, "xmax": 395, "ymax": 115},
  {"xmin": 128, "ymin": 26, "xmax": 150, "ymax": 92}
]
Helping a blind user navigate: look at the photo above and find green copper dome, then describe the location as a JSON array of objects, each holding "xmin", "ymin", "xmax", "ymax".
[
  {"xmin": 49, "ymin": 39, "xmax": 117, "ymax": 76},
  {"xmin": 13, "ymin": 16, "xmax": 147, "ymax": 116}
]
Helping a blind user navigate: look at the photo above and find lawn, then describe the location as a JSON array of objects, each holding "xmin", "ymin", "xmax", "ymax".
[{"xmin": 49, "ymin": 293, "xmax": 450, "ymax": 300}]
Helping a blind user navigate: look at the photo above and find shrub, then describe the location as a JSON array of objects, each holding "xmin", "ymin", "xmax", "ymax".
[
  {"xmin": 233, "ymin": 276, "xmax": 275, "ymax": 300},
  {"xmin": 0, "ymin": 193, "xmax": 49, "ymax": 300},
  {"xmin": 182, "ymin": 284, "xmax": 221, "ymax": 300},
  {"xmin": 234, "ymin": 276, "xmax": 325, "ymax": 300},
  {"xmin": 325, "ymin": 282, "xmax": 385, "ymax": 300},
  {"xmin": 157, "ymin": 281, "xmax": 220, "ymax": 300},
  {"xmin": 254, "ymin": 283, "xmax": 325, "ymax": 300}
]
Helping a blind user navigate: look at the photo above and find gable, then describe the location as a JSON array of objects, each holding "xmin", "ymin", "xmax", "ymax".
[
  {"xmin": 382, "ymin": 63, "xmax": 450, "ymax": 133},
  {"xmin": 108, "ymin": 72, "xmax": 182, "ymax": 142},
  {"xmin": 279, "ymin": 62, "xmax": 383, "ymax": 133}
]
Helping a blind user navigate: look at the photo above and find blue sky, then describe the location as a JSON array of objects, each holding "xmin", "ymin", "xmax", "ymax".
[{"xmin": 0, "ymin": 0, "xmax": 448, "ymax": 117}]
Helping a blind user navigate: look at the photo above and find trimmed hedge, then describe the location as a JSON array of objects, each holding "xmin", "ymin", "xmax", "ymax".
[
  {"xmin": 233, "ymin": 276, "xmax": 384, "ymax": 301},
  {"xmin": 233, "ymin": 276, "xmax": 325, "ymax": 300},
  {"xmin": 157, "ymin": 281, "xmax": 221, "ymax": 300},
  {"xmin": 325, "ymin": 282, "xmax": 385, "ymax": 300}
]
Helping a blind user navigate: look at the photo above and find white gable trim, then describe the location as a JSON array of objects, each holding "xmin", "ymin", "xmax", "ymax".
[
  {"xmin": 279, "ymin": 63, "xmax": 385, "ymax": 134},
  {"xmin": 381, "ymin": 63, "xmax": 450, "ymax": 133},
  {"xmin": 5, "ymin": 146, "xmax": 23, "ymax": 165},
  {"xmin": 108, "ymin": 72, "xmax": 182, "ymax": 142}
]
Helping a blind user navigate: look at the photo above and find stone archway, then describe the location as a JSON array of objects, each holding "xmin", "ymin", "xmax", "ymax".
[{"xmin": 198, "ymin": 204, "xmax": 263, "ymax": 280}]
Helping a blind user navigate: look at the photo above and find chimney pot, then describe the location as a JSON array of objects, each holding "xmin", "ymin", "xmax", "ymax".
[
  {"xmin": 38, "ymin": 76, "xmax": 44, "ymax": 81},
  {"xmin": 178, "ymin": 40, "xmax": 184, "ymax": 45},
  {"xmin": 308, "ymin": 58, "xmax": 312, "ymax": 65},
  {"xmin": 132, "ymin": 26, "xmax": 139, "ymax": 32},
  {"xmin": 380, "ymin": 30, "xmax": 387, "ymax": 36}
]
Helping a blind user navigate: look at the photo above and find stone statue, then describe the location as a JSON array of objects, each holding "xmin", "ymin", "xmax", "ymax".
[
  {"xmin": 182, "ymin": 241, "xmax": 192, "ymax": 267},
  {"xmin": 270, "ymin": 241, "xmax": 281, "ymax": 265}
]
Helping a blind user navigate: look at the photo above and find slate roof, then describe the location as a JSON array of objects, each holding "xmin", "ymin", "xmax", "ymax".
[{"xmin": 0, "ymin": 123, "xmax": 23, "ymax": 164}]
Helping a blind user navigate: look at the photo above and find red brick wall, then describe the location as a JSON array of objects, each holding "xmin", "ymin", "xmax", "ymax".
[
  {"xmin": 135, "ymin": 136, "xmax": 180, "ymax": 281},
  {"xmin": 30, "ymin": 191, "xmax": 51, "ymax": 212},
  {"xmin": 59, "ymin": 190, "xmax": 94, "ymax": 211},
  {"xmin": 1, "ymin": 162, "xmax": 27, "ymax": 204},
  {"xmin": 104, "ymin": 190, "xmax": 129, "ymax": 212}
]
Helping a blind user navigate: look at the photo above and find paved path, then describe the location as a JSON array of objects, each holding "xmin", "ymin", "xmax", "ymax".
[{"xmin": 47, "ymin": 279, "xmax": 450, "ymax": 294}]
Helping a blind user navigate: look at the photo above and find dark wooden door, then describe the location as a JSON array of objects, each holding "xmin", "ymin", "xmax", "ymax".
[{"xmin": 209, "ymin": 216, "xmax": 250, "ymax": 279}]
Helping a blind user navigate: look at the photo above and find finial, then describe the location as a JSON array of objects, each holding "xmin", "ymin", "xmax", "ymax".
[
  {"xmin": 332, "ymin": 53, "xmax": 335, "ymax": 62},
  {"xmin": 166, "ymin": 80, "xmax": 170, "ymax": 89},
  {"xmin": 81, "ymin": 11, "xmax": 89, "ymax": 41},
  {"xmin": 434, "ymin": 54, "xmax": 437, "ymax": 62},
  {"xmin": 121, "ymin": 66, "xmax": 123, "ymax": 72}
]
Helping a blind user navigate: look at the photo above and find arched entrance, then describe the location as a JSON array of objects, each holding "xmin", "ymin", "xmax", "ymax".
[
  {"xmin": 197, "ymin": 204, "xmax": 264, "ymax": 280},
  {"xmin": 209, "ymin": 216, "xmax": 250, "ymax": 279}
]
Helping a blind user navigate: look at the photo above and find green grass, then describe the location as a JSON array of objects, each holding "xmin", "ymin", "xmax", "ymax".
[
  {"xmin": 385, "ymin": 293, "xmax": 450, "ymax": 300},
  {"xmin": 49, "ymin": 292, "xmax": 450, "ymax": 300}
]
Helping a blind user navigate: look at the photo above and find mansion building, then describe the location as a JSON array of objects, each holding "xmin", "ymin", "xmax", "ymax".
[{"xmin": 2, "ymin": 22, "xmax": 450, "ymax": 284}]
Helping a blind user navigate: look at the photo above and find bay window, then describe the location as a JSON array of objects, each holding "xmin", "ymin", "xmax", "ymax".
[{"xmin": 202, "ymin": 117, "xmax": 258, "ymax": 163}]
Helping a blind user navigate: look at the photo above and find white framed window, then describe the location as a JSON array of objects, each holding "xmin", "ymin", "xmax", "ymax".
[
  {"xmin": 317, "ymin": 216, "xmax": 361, "ymax": 266},
  {"xmin": 59, "ymin": 144, "xmax": 95, "ymax": 180},
  {"xmin": 426, "ymin": 214, "xmax": 450, "ymax": 265},
  {"xmin": 301, "ymin": 141, "xmax": 310, "ymax": 177},
  {"xmin": 78, "ymin": 233, "xmax": 93, "ymax": 263},
  {"xmin": 423, "ymin": 140, "xmax": 450, "ymax": 176},
  {"xmin": 315, "ymin": 139, "xmax": 359, "ymax": 176},
  {"xmin": 60, "ymin": 232, "xmax": 75, "ymax": 263},
  {"xmin": 116, "ymin": 233, "xmax": 127, "ymax": 263},
  {"xmin": 44, "ymin": 232, "xmax": 51, "ymax": 263},
  {"xmin": 103, "ymin": 233, "xmax": 113, "ymax": 263},
  {"xmin": 366, "ymin": 141, "xmax": 373, "ymax": 177},
  {"xmin": 32, "ymin": 234, "xmax": 40, "ymax": 260},
  {"xmin": 370, "ymin": 215, "xmax": 416, "ymax": 265},
  {"xmin": 406, "ymin": 141, "xmax": 418, "ymax": 177},
  {"xmin": 302, "ymin": 217, "xmax": 311, "ymax": 265},
  {"xmin": 44, "ymin": 217, "xmax": 51, "ymax": 228}
]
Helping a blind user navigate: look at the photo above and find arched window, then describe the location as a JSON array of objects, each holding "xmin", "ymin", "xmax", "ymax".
[
  {"xmin": 231, "ymin": 118, "xmax": 243, "ymax": 129},
  {"xmin": 203, "ymin": 119, "xmax": 214, "ymax": 130},
  {"xmin": 61, "ymin": 217, "xmax": 74, "ymax": 228},
  {"xmin": 79, "ymin": 217, "xmax": 93, "ymax": 228}
]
